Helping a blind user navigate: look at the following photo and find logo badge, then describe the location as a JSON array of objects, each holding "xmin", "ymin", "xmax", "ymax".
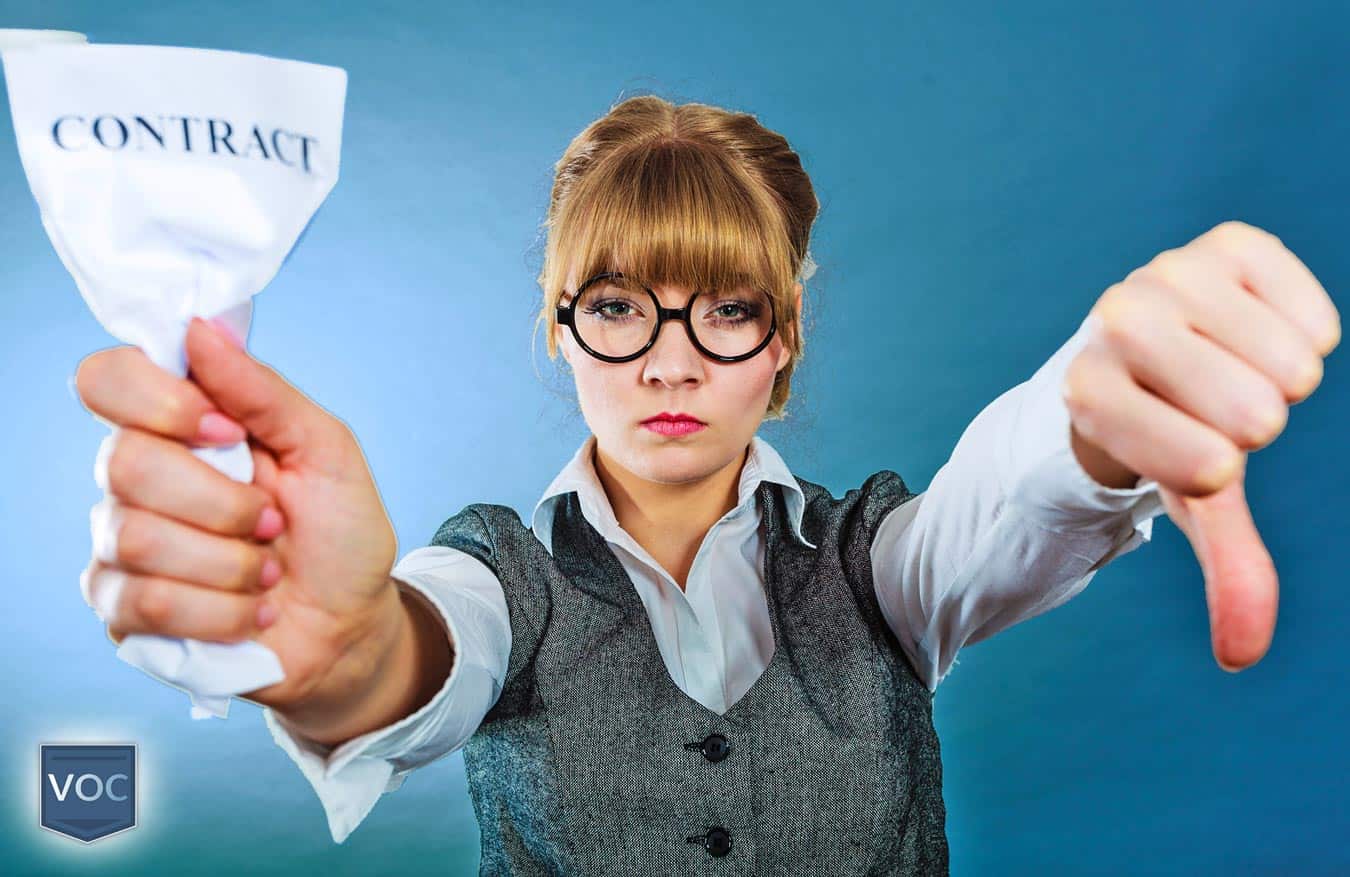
[{"xmin": 40, "ymin": 744, "xmax": 137, "ymax": 843}]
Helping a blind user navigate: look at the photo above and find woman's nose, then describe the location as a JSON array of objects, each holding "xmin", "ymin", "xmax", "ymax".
[{"xmin": 642, "ymin": 317, "xmax": 704, "ymax": 382}]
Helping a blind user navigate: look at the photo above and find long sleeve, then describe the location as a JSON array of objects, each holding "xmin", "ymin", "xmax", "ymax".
[
  {"xmin": 262, "ymin": 545, "xmax": 511, "ymax": 844},
  {"xmin": 871, "ymin": 313, "xmax": 1165, "ymax": 692}
]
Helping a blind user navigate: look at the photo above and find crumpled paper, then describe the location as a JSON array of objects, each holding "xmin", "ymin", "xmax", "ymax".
[{"xmin": 2, "ymin": 32, "xmax": 347, "ymax": 718}]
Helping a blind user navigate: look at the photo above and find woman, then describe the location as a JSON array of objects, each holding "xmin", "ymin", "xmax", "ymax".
[{"xmin": 75, "ymin": 95, "xmax": 1338, "ymax": 873}]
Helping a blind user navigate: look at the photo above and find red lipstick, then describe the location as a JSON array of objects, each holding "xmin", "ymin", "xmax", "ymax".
[{"xmin": 641, "ymin": 412, "xmax": 707, "ymax": 437}]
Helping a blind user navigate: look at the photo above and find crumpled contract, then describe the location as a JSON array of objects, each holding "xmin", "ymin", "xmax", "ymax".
[{"xmin": 1, "ymin": 31, "xmax": 348, "ymax": 719}]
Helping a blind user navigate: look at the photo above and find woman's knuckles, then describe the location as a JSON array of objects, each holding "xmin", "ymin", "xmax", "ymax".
[
  {"xmin": 113, "ymin": 506, "xmax": 160, "ymax": 569},
  {"xmin": 92, "ymin": 565, "xmax": 265, "ymax": 642},
  {"xmin": 131, "ymin": 577, "xmax": 175, "ymax": 629},
  {"xmin": 100, "ymin": 426, "xmax": 278, "ymax": 540},
  {"xmin": 102, "ymin": 428, "xmax": 144, "ymax": 497},
  {"xmin": 1090, "ymin": 286, "xmax": 1295, "ymax": 458},
  {"xmin": 104, "ymin": 429, "xmax": 173, "ymax": 503},
  {"xmin": 218, "ymin": 485, "xmax": 269, "ymax": 538},
  {"xmin": 95, "ymin": 501, "xmax": 279, "ymax": 593},
  {"xmin": 1065, "ymin": 350, "xmax": 1252, "ymax": 498},
  {"xmin": 76, "ymin": 346, "xmax": 212, "ymax": 440},
  {"xmin": 1234, "ymin": 396, "xmax": 1288, "ymax": 451},
  {"xmin": 231, "ymin": 545, "xmax": 271, "ymax": 592}
]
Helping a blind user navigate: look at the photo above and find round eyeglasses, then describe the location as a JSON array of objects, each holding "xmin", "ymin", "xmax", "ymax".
[{"xmin": 555, "ymin": 272, "xmax": 778, "ymax": 364}]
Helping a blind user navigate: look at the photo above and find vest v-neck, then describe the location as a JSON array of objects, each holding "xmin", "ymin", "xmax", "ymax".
[{"xmin": 550, "ymin": 479, "xmax": 796, "ymax": 721}]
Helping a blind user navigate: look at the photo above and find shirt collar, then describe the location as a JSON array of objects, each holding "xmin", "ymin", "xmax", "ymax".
[{"xmin": 529, "ymin": 433, "xmax": 816, "ymax": 554}]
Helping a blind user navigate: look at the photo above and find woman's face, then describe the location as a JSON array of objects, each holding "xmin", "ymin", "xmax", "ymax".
[{"xmin": 556, "ymin": 279, "xmax": 802, "ymax": 488}]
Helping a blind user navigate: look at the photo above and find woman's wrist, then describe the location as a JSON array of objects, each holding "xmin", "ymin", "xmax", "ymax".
[{"xmin": 274, "ymin": 579, "xmax": 435, "ymax": 748}]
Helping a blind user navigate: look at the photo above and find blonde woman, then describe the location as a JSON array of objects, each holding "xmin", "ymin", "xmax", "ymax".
[{"xmin": 75, "ymin": 95, "xmax": 1338, "ymax": 873}]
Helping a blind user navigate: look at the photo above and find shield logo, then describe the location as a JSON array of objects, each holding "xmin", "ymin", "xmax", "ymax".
[{"xmin": 40, "ymin": 744, "xmax": 137, "ymax": 843}]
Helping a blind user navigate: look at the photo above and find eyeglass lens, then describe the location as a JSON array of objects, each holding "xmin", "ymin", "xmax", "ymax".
[{"xmin": 571, "ymin": 276, "xmax": 774, "ymax": 359}]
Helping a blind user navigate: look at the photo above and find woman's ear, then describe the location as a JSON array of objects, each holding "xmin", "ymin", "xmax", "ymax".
[{"xmin": 555, "ymin": 323, "xmax": 572, "ymax": 367}]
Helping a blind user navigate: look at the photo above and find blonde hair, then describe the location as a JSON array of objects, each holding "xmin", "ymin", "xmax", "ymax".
[{"xmin": 532, "ymin": 94, "xmax": 819, "ymax": 420}]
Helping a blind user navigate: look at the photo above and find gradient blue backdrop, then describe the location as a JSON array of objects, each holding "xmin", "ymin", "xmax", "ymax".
[{"xmin": 3, "ymin": 2, "xmax": 1346, "ymax": 874}]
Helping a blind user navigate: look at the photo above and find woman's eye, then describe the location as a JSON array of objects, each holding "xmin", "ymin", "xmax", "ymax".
[
  {"xmin": 585, "ymin": 299, "xmax": 638, "ymax": 320},
  {"xmin": 709, "ymin": 300, "xmax": 756, "ymax": 323}
]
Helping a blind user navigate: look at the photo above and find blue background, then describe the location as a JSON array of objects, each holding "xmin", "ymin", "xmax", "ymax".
[{"xmin": 3, "ymin": 1, "xmax": 1347, "ymax": 874}]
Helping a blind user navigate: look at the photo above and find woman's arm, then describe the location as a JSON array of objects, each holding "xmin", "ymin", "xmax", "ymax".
[{"xmin": 869, "ymin": 315, "xmax": 1164, "ymax": 692}]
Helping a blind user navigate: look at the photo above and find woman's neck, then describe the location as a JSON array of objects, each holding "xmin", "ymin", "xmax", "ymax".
[{"xmin": 593, "ymin": 441, "xmax": 748, "ymax": 591}]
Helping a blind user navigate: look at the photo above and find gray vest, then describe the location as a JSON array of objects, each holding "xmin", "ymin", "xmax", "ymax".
[{"xmin": 431, "ymin": 469, "xmax": 949, "ymax": 875}]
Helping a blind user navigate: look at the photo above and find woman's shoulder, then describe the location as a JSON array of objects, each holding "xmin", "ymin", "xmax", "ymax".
[
  {"xmin": 797, "ymin": 468, "xmax": 913, "ymax": 514},
  {"xmin": 796, "ymin": 468, "xmax": 916, "ymax": 546},
  {"xmin": 428, "ymin": 501, "xmax": 538, "ymax": 566}
]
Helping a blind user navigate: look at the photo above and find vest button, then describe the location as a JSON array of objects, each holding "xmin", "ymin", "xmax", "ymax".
[
  {"xmin": 700, "ymin": 733, "xmax": 731, "ymax": 762},
  {"xmin": 695, "ymin": 826, "xmax": 732, "ymax": 857}
]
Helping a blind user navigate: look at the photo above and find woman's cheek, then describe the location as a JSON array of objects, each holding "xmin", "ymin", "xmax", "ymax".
[
  {"xmin": 581, "ymin": 370, "xmax": 630, "ymax": 427},
  {"xmin": 739, "ymin": 361, "xmax": 778, "ymax": 406}
]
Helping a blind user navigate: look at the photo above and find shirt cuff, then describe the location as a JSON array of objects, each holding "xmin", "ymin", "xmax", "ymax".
[{"xmin": 261, "ymin": 574, "xmax": 466, "ymax": 844}]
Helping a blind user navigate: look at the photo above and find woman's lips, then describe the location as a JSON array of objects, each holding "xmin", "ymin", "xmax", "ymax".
[{"xmin": 641, "ymin": 418, "xmax": 707, "ymax": 437}]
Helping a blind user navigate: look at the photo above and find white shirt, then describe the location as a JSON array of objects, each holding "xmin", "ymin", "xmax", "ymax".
[{"xmin": 262, "ymin": 314, "xmax": 1165, "ymax": 844}]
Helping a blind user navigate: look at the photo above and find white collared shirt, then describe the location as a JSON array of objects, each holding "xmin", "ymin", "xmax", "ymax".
[{"xmin": 263, "ymin": 314, "xmax": 1165, "ymax": 843}]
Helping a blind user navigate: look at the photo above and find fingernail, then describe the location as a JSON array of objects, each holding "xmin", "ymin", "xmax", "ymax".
[
  {"xmin": 198, "ymin": 411, "xmax": 247, "ymax": 445},
  {"xmin": 256, "ymin": 599, "xmax": 279, "ymax": 629},
  {"xmin": 254, "ymin": 506, "xmax": 285, "ymax": 541},
  {"xmin": 260, "ymin": 557, "xmax": 282, "ymax": 589},
  {"xmin": 206, "ymin": 316, "xmax": 245, "ymax": 349}
]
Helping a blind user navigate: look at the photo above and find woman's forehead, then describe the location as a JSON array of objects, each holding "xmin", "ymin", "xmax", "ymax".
[{"xmin": 566, "ymin": 274, "xmax": 761, "ymax": 306}]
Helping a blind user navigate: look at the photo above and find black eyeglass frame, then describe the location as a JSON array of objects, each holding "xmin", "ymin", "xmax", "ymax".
[{"xmin": 555, "ymin": 271, "xmax": 779, "ymax": 364}]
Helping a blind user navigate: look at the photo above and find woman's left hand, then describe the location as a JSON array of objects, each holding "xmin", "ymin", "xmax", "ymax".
[{"xmin": 1062, "ymin": 220, "xmax": 1340, "ymax": 673}]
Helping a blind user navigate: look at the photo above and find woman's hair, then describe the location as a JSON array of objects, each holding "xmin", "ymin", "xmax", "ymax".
[{"xmin": 532, "ymin": 94, "xmax": 819, "ymax": 421}]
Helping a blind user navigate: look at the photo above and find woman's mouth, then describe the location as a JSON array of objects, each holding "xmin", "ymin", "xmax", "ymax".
[{"xmin": 641, "ymin": 413, "xmax": 707, "ymax": 437}]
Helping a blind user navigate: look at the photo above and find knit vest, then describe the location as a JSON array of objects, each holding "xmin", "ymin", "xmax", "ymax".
[{"xmin": 430, "ymin": 468, "xmax": 949, "ymax": 875}]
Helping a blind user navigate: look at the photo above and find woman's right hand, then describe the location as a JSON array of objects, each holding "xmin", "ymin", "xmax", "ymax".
[{"xmin": 74, "ymin": 317, "xmax": 404, "ymax": 716}]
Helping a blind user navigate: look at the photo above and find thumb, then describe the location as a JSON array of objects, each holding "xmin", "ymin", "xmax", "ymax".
[
  {"xmin": 1158, "ymin": 459, "xmax": 1279, "ymax": 673},
  {"xmin": 185, "ymin": 316, "xmax": 332, "ymax": 467}
]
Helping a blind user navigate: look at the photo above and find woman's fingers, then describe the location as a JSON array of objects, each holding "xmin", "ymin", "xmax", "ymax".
[
  {"xmin": 1126, "ymin": 246, "xmax": 1327, "ymax": 405},
  {"xmin": 248, "ymin": 435, "xmax": 282, "ymax": 500},
  {"xmin": 96, "ymin": 425, "xmax": 285, "ymax": 542},
  {"xmin": 1085, "ymin": 283, "xmax": 1289, "ymax": 454},
  {"xmin": 90, "ymin": 496, "xmax": 284, "ymax": 594},
  {"xmin": 1063, "ymin": 343, "xmax": 1244, "ymax": 496},
  {"xmin": 74, "ymin": 344, "xmax": 247, "ymax": 447},
  {"xmin": 84, "ymin": 559, "xmax": 279, "ymax": 644}
]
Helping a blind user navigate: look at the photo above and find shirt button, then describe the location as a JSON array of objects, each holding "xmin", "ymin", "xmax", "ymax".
[
  {"xmin": 683, "ymin": 733, "xmax": 732, "ymax": 762},
  {"xmin": 700, "ymin": 733, "xmax": 730, "ymax": 762},
  {"xmin": 687, "ymin": 826, "xmax": 733, "ymax": 857}
]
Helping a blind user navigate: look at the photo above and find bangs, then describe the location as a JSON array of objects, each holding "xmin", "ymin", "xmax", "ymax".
[{"xmin": 549, "ymin": 140, "xmax": 797, "ymax": 302}]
